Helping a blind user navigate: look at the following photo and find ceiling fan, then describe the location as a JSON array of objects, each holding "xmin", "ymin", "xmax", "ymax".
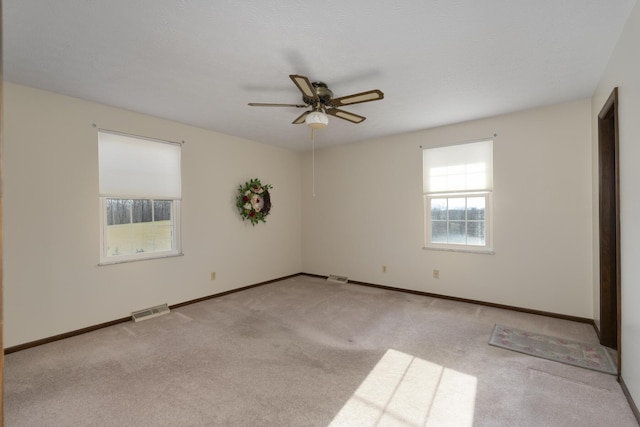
[{"xmin": 248, "ymin": 74, "xmax": 384, "ymax": 128}]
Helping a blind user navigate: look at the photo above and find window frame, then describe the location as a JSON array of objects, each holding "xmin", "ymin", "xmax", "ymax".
[
  {"xmin": 99, "ymin": 198, "xmax": 182, "ymax": 265},
  {"xmin": 423, "ymin": 139, "xmax": 494, "ymax": 254},
  {"xmin": 98, "ymin": 130, "xmax": 183, "ymax": 265},
  {"xmin": 424, "ymin": 191, "xmax": 493, "ymax": 253}
]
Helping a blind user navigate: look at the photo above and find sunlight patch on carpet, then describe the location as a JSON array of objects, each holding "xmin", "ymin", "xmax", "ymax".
[
  {"xmin": 489, "ymin": 324, "xmax": 616, "ymax": 375},
  {"xmin": 329, "ymin": 348, "xmax": 477, "ymax": 427}
]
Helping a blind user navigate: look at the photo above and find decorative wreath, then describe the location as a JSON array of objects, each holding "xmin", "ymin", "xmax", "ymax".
[{"xmin": 236, "ymin": 178, "xmax": 273, "ymax": 226}]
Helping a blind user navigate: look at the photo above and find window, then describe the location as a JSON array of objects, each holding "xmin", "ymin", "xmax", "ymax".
[
  {"xmin": 98, "ymin": 130, "xmax": 182, "ymax": 264},
  {"xmin": 423, "ymin": 139, "xmax": 493, "ymax": 252}
]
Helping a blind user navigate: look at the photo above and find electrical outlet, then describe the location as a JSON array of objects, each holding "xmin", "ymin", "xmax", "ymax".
[
  {"xmin": 210, "ymin": 272, "xmax": 216, "ymax": 280},
  {"xmin": 382, "ymin": 265, "xmax": 387, "ymax": 273},
  {"xmin": 433, "ymin": 269, "xmax": 439, "ymax": 279}
]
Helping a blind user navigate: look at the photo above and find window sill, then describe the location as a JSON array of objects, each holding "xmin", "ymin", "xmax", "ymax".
[
  {"xmin": 422, "ymin": 246, "xmax": 495, "ymax": 255},
  {"xmin": 98, "ymin": 252, "xmax": 184, "ymax": 266}
]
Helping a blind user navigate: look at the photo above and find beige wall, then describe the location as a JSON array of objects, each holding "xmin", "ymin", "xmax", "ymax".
[
  {"xmin": 1, "ymin": 82, "xmax": 605, "ymax": 347},
  {"xmin": 302, "ymin": 99, "xmax": 594, "ymax": 318},
  {"xmin": 3, "ymin": 83, "xmax": 598, "ymax": 346},
  {"xmin": 592, "ymin": 0, "xmax": 640, "ymax": 407},
  {"xmin": 3, "ymin": 83, "xmax": 303, "ymax": 347}
]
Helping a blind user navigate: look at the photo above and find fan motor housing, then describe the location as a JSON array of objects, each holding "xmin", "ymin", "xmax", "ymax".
[{"xmin": 303, "ymin": 81, "xmax": 334, "ymax": 106}]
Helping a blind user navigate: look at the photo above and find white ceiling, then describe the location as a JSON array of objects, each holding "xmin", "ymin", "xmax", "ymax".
[{"xmin": 3, "ymin": 1, "xmax": 636, "ymax": 151}]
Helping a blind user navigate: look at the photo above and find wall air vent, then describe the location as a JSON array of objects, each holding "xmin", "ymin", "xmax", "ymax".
[
  {"xmin": 327, "ymin": 274, "xmax": 349, "ymax": 284},
  {"xmin": 131, "ymin": 303, "xmax": 170, "ymax": 322}
]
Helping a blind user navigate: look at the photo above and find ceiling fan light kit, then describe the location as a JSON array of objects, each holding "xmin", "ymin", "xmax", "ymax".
[
  {"xmin": 249, "ymin": 74, "xmax": 384, "ymax": 129},
  {"xmin": 305, "ymin": 111, "xmax": 329, "ymax": 129}
]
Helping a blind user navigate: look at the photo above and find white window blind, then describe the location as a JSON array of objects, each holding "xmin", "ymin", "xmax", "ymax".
[
  {"xmin": 98, "ymin": 130, "xmax": 182, "ymax": 199},
  {"xmin": 423, "ymin": 139, "xmax": 493, "ymax": 193}
]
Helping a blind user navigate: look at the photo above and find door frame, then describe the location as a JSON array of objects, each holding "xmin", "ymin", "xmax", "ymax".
[
  {"xmin": 597, "ymin": 87, "xmax": 621, "ymax": 373},
  {"xmin": 1, "ymin": 0, "xmax": 5, "ymax": 421}
]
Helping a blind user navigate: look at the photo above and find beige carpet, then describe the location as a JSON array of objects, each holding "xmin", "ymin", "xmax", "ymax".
[{"xmin": 4, "ymin": 275, "xmax": 637, "ymax": 426}]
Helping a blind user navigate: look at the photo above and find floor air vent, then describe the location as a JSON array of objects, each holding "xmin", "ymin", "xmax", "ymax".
[
  {"xmin": 327, "ymin": 274, "xmax": 349, "ymax": 284},
  {"xmin": 131, "ymin": 303, "xmax": 170, "ymax": 322}
]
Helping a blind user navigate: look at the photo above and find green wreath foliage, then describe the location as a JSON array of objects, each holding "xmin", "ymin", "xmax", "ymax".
[{"xmin": 236, "ymin": 178, "xmax": 273, "ymax": 226}]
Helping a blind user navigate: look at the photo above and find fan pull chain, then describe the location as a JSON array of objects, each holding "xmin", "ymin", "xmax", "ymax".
[{"xmin": 311, "ymin": 128, "xmax": 316, "ymax": 197}]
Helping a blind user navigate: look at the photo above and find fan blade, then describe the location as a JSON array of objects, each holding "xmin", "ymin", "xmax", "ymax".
[
  {"xmin": 292, "ymin": 111, "xmax": 310, "ymax": 124},
  {"xmin": 289, "ymin": 75, "xmax": 319, "ymax": 103},
  {"xmin": 248, "ymin": 102, "xmax": 307, "ymax": 108},
  {"xmin": 332, "ymin": 89, "xmax": 384, "ymax": 106},
  {"xmin": 327, "ymin": 108, "xmax": 366, "ymax": 124}
]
